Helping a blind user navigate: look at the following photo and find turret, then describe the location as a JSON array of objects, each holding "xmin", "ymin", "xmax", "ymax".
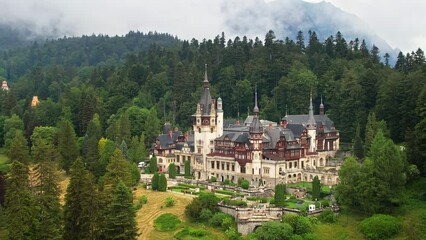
[
  {"xmin": 307, "ymin": 93, "xmax": 317, "ymax": 152},
  {"xmin": 319, "ymin": 96, "xmax": 324, "ymax": 115}
]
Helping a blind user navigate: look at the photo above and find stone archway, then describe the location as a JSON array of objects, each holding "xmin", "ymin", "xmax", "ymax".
[{"xmin": 176, "ymin": 166, "xmax": 181, "ymax": 174}]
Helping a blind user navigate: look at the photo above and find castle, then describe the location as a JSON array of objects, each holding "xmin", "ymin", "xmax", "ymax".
[{"xmin": 153, "ymin": 66, "xmax": 340, "ymax": 187}]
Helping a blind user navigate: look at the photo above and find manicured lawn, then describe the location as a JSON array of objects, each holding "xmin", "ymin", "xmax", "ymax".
[{"xmin": 133, "ymin": 187, "xmax": 226, "ymax": 240}]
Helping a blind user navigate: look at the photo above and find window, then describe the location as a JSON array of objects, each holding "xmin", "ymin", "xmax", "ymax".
[
  {"xmin": 198, "ymin": 127, "xmax": 201, "ymax": 133},
  {"xmin": 241, "ymin": 166, "xmax": 246, "ymax": 173},
  {"xmin": 263, "ymin": 167, "xmax": 270, "ymax": 174},
  {"xmin": 221, "ymin": 163, "xmax": 224, "ymax": 170},
  {"xmin": 227, "ymin": 164, "xmax": 230, "ymax": 171},
  {"xmin": 211, "ymin": 128, "xmax": 214, "ymax": 133},
  {"xmin": 177, "ymin": 155, "xmax": 180, "ymax": 162},
  {"xmin": 159, "ymin": 158, "xmax": 163, "ymax": 163},
  {"xmin": 216, "ymin": 161, "xmax": 220, "ymax": 169},
  {"xmin": 232, "ymin": 165, "xmax": 235, "ymax": 171},
  {"xmin": 211, "ymin": 161, "xmax": 214, "ymax": 169}
]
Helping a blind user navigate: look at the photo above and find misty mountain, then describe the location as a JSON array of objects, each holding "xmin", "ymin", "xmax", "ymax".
[
  {"xmin": 224, "ymin": 0, "xmax": 399, "ymax": 59},
  {"xmin": 0, "ymin": 23, "xmax": 61, "ymax": 50}
]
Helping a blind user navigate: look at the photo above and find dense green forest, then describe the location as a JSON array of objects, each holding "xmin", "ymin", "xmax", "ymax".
[{"xmin": 0, "ymin": 30, "xmax": 424, "ymax": 174}]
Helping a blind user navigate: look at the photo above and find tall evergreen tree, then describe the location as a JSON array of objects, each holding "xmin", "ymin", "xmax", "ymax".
[
  {"xmin": 151, "ymin": 172, "xmax": 159, "ymax": 191},
  {"xmin": 32, "ymin": 140, "xmax": 62, "ymax": 239},
  {"xmin": 5, "ymin": 161, "xmax": 39, "ymax": 239},
  {"xmin": 57, "ymin": 119, "xmax": 79, "ymax": 174},
  {"xmin": 274, "ymin": 184, "xmax": 286, "ymax": 207},
  {"xmin": 148, "ymin": 155, "xmax": 158, "ymax": 173},
  {"xmin": 8, "ymin": 130, "xmax": 30, "ymax": 165},
  {"xmin": 158, "ymin": 173, "xmax": 167, "ymax": 192},
  {"xmin": 63, "ymin": 158, "xmax": 99, "ymax": 240},
  {"xmin": 312, "ymin": 176, "xmax": 321, "ymax": 200},
  {"xmin": 103, "ymin": 149, "xmax": 135, "ymax": 188},
  {"xmin": 119, "ymin": 111, "xmax": 131, "ymax": 144},
  {"xmin": 185, "ymin": 160, "xmax": 191, "ymax": 178},
  {"xmin": 168, "ymin": 163, "xmax": 177, "ymax": 179},
  {"xmin": 103, "ymin": 181, "xmax": 138, "ymax": 240}
]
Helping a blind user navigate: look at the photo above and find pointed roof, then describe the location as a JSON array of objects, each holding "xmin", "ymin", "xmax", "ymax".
[
  {"xmin": 198, "ymin": 64, "xmax": 213, "ymax": 116},
  {"xmin": 320, "ymin": 95, "xmax": 324, "ymax": 109},
  {"xmin": 250, "ymin": 91, "xmax": 262, "ymax": 133},
  {"xmin": 308, "ymin": 92, "xmax": 316, "ymax": 129}
]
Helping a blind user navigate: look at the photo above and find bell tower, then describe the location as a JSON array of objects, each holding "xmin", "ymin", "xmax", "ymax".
[
  {"xmin": 192, "ymin": 64, "xmax": 222, "ymax": 180},
  {"xmin": 249, "ymin": 91, "xmax": 263, "ymax": 176}
]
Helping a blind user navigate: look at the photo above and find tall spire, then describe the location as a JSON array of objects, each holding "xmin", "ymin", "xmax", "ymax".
[
  {"xmin": 203, "ymin": 64, "xmax": 209, "ymax": 88},
  {"xmin": 308, "ymin": 92, "xmax": 316, "ymax": 128},
  {"xmin": 250, "ymin": 89, "xmax": 262, "ymax": 133},
  {"xmin": 253, "ymin": 90, "xmax": 259, "ymax": 115},
  {"xmin": 320, "ymin": 95, "xmax": 324, "ymax": 115}
]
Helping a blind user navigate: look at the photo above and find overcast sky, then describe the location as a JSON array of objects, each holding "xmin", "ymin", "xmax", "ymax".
[{"xmin": 0, "ymin": 0, "xmax": 424, "ymax": 53}]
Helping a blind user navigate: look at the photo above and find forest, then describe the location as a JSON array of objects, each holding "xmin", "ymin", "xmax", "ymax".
[
  {"xmin": 0, "ymin": 30, "xmax": 424, "ymax": 170},
  {"xmin": 0, "ymin": 29, "xmax": 424, "ymax": 239}
]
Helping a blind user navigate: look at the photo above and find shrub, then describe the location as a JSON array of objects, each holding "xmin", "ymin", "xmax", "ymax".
[
  {"xmin": 134, "ymin": 195, "xmax": 148, "ymax": 210},
  {"xmin": 225, "ymin": 227, "xmax": 240, "ymax": 240},
  {"xmin": 164, "ymin": 196, "xmax": 175, "ymax": 207},
  {"xmin": 320, "ymin": 199, "xmax": 330, "ymax": 208},
  {"xmin": 318, "ymin": 209, "xmax": 336, "ymax": 223},
  {"xmin": 221, "ymin": 216, "xmax": 234, "ymax": 230},
  {"xmin": 359, "ymin": 214, "xmax": 400, "ymax": 240},
  {"xmin": 210, "ymin": 176, "xmax": 217, "ymax": 182},
  {"xmin": 240, "ymin": 179, "xmax": 250, "ymax": 189},
  {"xmin": 224, "ymin": 179, "xmax": 231, "ymax": 185},
  {"xmin": 199, "ymin": 208, "xmax": 213, "ymax": 222},
  {"xmin": 185, "ymin": 193, "xmax": 219, "ymax": 220},
  {"xmin": 174, "ymin": 227, "xmax": 209, "ymax": 239},
  {"xmin": 223, "ymin": 198, "xmax": 248, "ymax": 207},
  {"xmin": 254, "ymin": 221, "xmax": 294, "ymax": 240},
  {"xmin": 282, "ymin": 214, "xmax": 313, "ymax": 235},
  {"xmin": 209, "ymin": 212, "xmax": 232, "ymax": 228},
  {"xmin": 247, "ymin": 196, "xmax": 257, "ymax": 201},
  {"xmin": 154, "ymin": 213, "xmax": 181, "ymax": 231}
]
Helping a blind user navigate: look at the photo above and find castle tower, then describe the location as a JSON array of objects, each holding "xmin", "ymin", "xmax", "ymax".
[
  {"xmin": 319, "ymin": 96, "xmax": 324, "ymax": 115},
  {"xmin": 1, "ymin": 80, "xmax": 9, "ymax": 91},
  {"xmin": 307, "ymin": 93, "xmax": 317, "ymax": 152},
  {"xmin": 192, "ymin": 64, "xmax": 221, "ymax": 180},
  {"xmin": 249, "ymin": 91, "xmax": 263, "ymax": 176},
  {"xmin": 217, "ymin": 97, "xmax": 223, "ymax": 138}
]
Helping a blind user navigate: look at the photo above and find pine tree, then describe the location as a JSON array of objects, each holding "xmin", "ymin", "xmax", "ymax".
[
  {"xmin": 151, "ymin": 172, "xmax": 159, "ymax": 191},
  {"xmin": 5, "ymin": 161, "xmax": 39, "ymax": 239},
  {"xmin": 312, "ymin": 176, "xmax": 321, "ymax": 200},
  {"xmin": 274, "ymin": 184, "xmax": 286, "ymax": 207},
  {"xmin": 158, "ymin": 173, "xmax": 167, "ymax": 192},
  {"xmin": 103, "ymin": 181, "xmax": 138, "ymax": 240},
  {"xmin": 63, "ymin": 158, "xmax": 99, "ymax": 240},
  {"xmin": 119, "ymin": 112, "xmax": 131, "ymax": 144},
  {"xmin": 185, "ymin": 160, "xmax": 191, "ymax": 178},
  {"xmin": 32, "ymin": 142, "xmax": 62, "ymax": 239},
  {"xmin": 82, "ymin": 114, "xmax": 102, "ymax": 177},
  {"xmin": 103, "ymin": 149, "xmax": 135, "ymax": 188},
  {"xmin": 8, "ymin": 130, "xmax": 30, "ymax": 165},
  {"xmin": 148, "ymin": 155, "xmax": 158, "ymax": 173},
  {"xmin": 57, "ymin": 119, "xmax": 79, "ymax": 174},
  {"xmin": 168, "ymin": 163, "xmax": 177, "ymax": 179}
]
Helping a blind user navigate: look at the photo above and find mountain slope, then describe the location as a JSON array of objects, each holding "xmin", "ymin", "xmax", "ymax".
[{"xmin": 224, "ymin": 0, "xmax": 398, "ymax": 58}]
